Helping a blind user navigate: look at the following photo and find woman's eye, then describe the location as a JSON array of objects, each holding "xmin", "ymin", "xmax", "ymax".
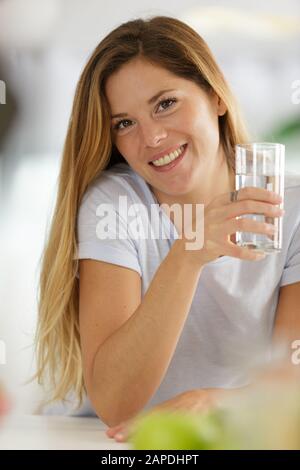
[
  {"xmin": 113, "ymin": 97, "xmax": 177, "ymax": 132},
  {"xmin": 113, "ymin": 119, "xmax": 132, "ymax": 131},
  {"xmin": 156, "ymin": 97, "xmax": 177, "ymax": 112}
]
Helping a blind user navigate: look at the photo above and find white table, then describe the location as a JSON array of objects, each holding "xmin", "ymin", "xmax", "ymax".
[{"xmin": 0, "ymin": 414, "xmax": 131, "ymax": 450}]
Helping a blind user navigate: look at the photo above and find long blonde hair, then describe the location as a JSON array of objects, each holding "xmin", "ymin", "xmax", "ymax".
[{"xmin": 35, "ymin": 15, "xmax": 249, "ymax": 406}]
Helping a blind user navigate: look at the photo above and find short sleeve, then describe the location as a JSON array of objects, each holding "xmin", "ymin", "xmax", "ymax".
[
  {"xmin": 280, "ymin": 219, "xmax": 300, "ymax": 287},
  {"xmin": 75, "ymin": 179, "xmax": 142, "ymax": 278}
]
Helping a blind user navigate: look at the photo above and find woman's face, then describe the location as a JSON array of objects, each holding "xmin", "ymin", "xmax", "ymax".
[{"xmin": 105, "ymin": 58, "xmax": 226, "ymax": 197}]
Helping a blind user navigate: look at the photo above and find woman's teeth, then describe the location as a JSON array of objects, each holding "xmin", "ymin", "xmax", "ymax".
[{"xmin": 152, "ymin": 144, "xmax": 185, "ymax": 167}]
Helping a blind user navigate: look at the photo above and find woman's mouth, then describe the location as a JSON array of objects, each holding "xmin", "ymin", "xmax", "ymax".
[{"xmin": 149, "ymin": 144, "xmax": 188, "ymax": 172}]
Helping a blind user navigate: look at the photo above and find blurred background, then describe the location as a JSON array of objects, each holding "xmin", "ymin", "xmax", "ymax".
[{"xmin": 0, "ymin": 0, "xmax": 299, "ymax": 414}]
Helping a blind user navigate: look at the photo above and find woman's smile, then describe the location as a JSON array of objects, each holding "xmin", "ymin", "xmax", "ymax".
[{"xmin": 149, "ymin": 143, "xmax": 188, "ymax": 173}]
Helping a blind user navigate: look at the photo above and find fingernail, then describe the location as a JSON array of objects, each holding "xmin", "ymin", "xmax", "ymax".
[{"xmin": 115, "ymin": 433, "xmax": 124, "ymax": 441}]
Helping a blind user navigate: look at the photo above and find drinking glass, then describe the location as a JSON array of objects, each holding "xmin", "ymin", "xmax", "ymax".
[{"xmin": 235, "ymin": 143, "xmax": 285, "ymax": 254}]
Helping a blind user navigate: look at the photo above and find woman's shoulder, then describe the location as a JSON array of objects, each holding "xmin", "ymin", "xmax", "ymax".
[
  {"xmin": 79, "ymin": 162, "xmax": 153, "ymax": 211},
  {"xmin": 89, "ymin": 162, "xmax": 138, "ymax": 193},
  {"xmin": 283, "ymin": 172, "xmax": 300, "ymax": 230},
  {"xmin": 284, "ymin": 172, "xmax": 300, "ymax": 210},
  {"xmin": 284, "ymin": 172, "xmax": 300, "ymax": 190}
]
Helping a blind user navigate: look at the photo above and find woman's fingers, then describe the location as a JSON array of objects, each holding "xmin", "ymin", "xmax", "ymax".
[
  {"xmin": 214, "ymin": 218, "xmax": 274, "ymax": 260},
  {"xmin": 228, "ymin": 201, "xmax": 283, "ymax": 219},
  {"xmin": 106, "ymin": 422, "xmax": 126, "ymax": 438},
  {"xmin": 223, "ymin": 217, "xmax": 277, "ymax": 237},
  {"xmin": 211, "ymin": 186, "xmax": 282, "ymax": 208},
  {"xmin": 212, "ymin": 200, "xmax": 283, "ymax": 222},
  {"xmin": 180, "ymin": 185, "xmax": 284, "ymax": 265},
  {"xmin": 106, "ymin": 418, "xmax": 136, "ymax": 442},
  {"xmin": 223, "ymin": 242, "xmax": 266, "ymax": 261},
  {"xmin": 233, "ymin": 186, "xmax": 282, "ymax": 204}
]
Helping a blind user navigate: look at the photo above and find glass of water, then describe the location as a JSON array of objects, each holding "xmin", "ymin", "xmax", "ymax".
[{"xmin": 235, "ymin": 143, "xmax": 285, "ymax": 254}]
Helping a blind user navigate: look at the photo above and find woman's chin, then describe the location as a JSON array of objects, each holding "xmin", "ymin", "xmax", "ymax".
[{"xmin": 161, "ymin": 180, "xmax": 195, "ymax": 197}]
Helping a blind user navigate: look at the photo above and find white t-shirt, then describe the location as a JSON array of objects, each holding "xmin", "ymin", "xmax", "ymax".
[{"xmin": 72, "ymin": 162, "xmax": 300, "ymax": 417}]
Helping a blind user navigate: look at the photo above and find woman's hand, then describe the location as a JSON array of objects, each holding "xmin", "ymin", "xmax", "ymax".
[
  {"xmin": 105, "ymin": 388, "xmax": 233, "ymax": 443},
  {"xmin": 180, "ymin": 186, "xmax": 284, "ymax": 266}
]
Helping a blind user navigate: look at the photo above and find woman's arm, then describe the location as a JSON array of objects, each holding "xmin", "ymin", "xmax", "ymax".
[{"xmin": 80, "ymin": 238, "xmax": 204, "ymax": 427}]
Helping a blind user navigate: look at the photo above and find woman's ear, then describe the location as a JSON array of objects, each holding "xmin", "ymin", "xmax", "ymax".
[
  {"xmin": 217, "ymin": 96, "xmax": 227, "ymax": 116},
  {"xmin": 209, "ymin": 90, "xmax": 227, "ymax": 116}
]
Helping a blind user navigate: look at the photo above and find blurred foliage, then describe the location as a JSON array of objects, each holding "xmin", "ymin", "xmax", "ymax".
[
  {"xmin": 265, "ymin": 115, "xmax": 300, "ymax": 142},
  {"xmin": 129, "ymin": 383, "xmax": 300, "ymax": 450},
  {"xmin": 129, "ymin": 409, "xmax": 229, "ymax": 450}
]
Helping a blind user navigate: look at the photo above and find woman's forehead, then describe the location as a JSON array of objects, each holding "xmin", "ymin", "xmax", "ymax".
[
  {"xmin": 105, "ymin": 60, "xmax": 201, "ymax": 114},
  {"xmin": 106, "ymin": 60, "xmax": 180, "ymax": 97}
]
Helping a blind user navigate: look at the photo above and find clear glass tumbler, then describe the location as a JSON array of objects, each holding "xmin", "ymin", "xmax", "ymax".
[{"xmin": 235, "ymin": 143, "xmax": 285, "ymax": 254}]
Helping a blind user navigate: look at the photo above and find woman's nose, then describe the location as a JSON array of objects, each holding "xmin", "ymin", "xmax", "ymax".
[{"xmin": 139, "ymin": 121, "xmax": 168, "ymax": 147}]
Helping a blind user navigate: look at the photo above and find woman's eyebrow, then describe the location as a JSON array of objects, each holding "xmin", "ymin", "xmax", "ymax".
[{"xmin": 111, "ymin": 88, "xmax": 177, "ymax": 119}]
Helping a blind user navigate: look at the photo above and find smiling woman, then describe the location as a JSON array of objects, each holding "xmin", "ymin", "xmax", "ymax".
[
  {"xmin": 106, "ymin": 57, "xmax": 230, "ymax": 201},
  {"xmin": 34, "ymin": 16, "xmax": 300, "ymax": 427}
]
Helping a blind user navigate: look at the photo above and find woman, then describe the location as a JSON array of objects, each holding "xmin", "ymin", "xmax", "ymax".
[{"xmin": 35, "ymin": 16, "xmax": 300, "ymax": 438}]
